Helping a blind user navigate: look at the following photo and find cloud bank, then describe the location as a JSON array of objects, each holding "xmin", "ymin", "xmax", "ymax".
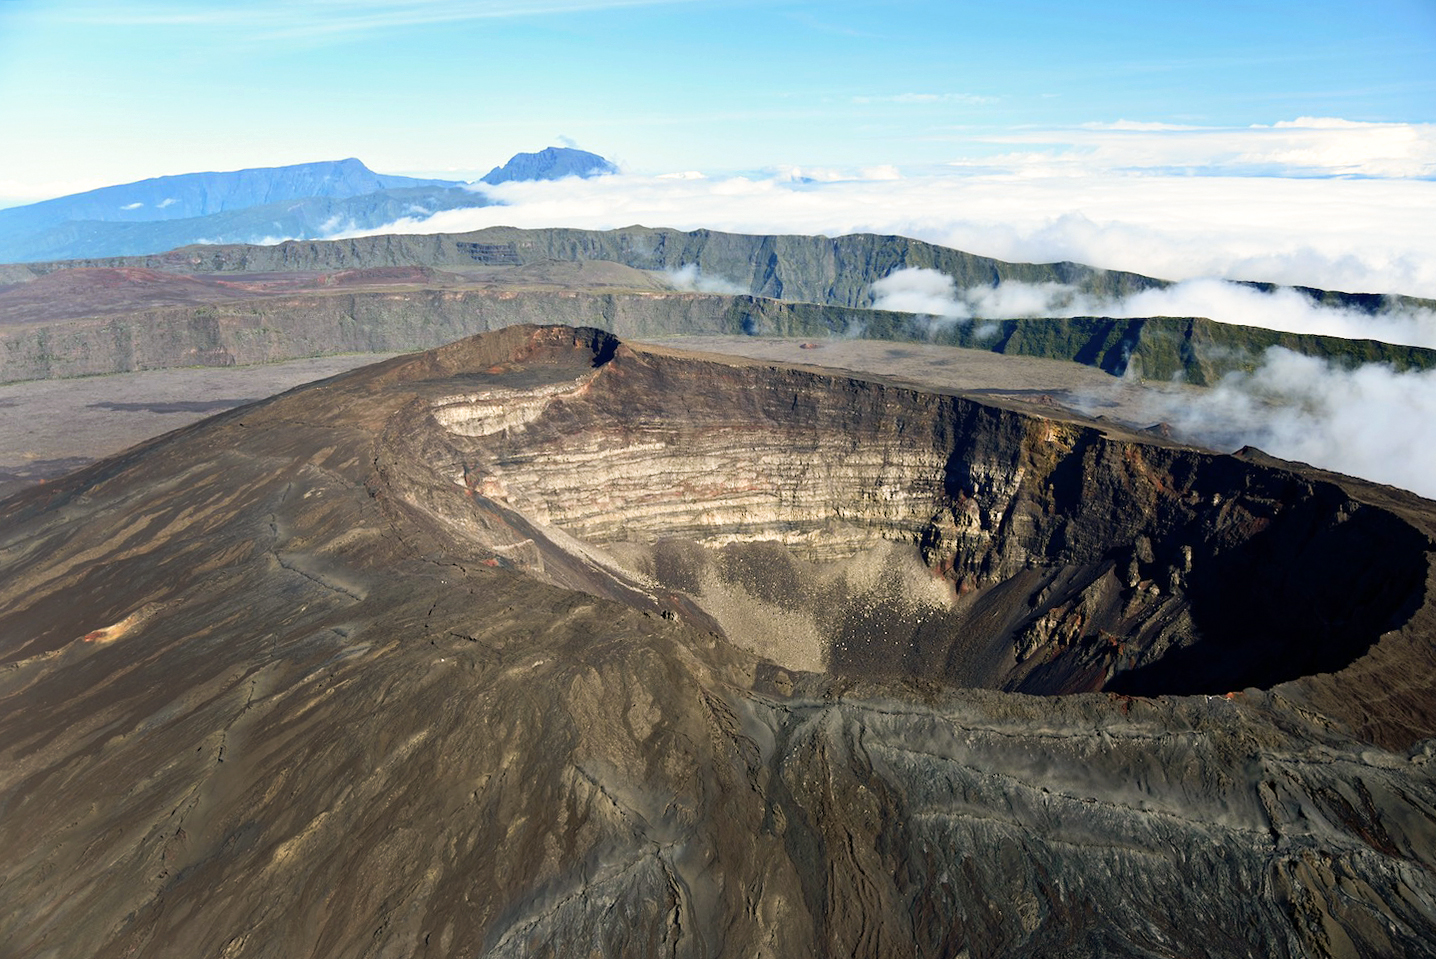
[
  {"xmin": 342, "ymin": 161, "xmax": 1436, "ymax": 299},
  {"xmin": 871, "ymin": 270, "xmax": 1436, "ymax": 348},
  {"xmin": 1102, "ymin": 349, "xmax": 1436, "ymax": 500},
  {"xmin": 869, "ymin": 270, "xmax": 1436, "ymax": 495}
]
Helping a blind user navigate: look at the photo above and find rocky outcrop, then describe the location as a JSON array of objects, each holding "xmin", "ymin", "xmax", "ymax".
[{"xmin": 2, "ymin": 325, "xmax": 1435, "ymax": 959}]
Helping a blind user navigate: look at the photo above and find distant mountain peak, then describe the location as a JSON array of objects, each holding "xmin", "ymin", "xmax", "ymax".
[{"xmin": 480, "ymin": 147, "xmax": 618, "ymax": 185}]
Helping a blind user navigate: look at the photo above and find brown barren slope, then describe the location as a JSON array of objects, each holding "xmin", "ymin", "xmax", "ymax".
[{"xmin": 1, "ymin": 326, "xmax": 1434, "ymax": 959}]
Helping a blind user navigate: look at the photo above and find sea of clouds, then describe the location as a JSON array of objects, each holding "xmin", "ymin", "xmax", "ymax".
[
  {"xmin": 1092, "ymin": 348, "xmax": 1436, "ymax": 500},
  {"xmin": 337, "ymin": 164, "xmax": 1436, "ymax": 301}
]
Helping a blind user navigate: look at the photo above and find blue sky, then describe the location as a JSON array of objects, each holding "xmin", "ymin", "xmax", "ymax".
[{"xmin": 1, "ymin": 0, "xmax": 1433, "ymax": 198}]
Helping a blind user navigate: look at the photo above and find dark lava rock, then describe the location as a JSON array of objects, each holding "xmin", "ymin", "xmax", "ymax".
[{"xmin": 1, "ymin": 325, "xmax": 1434, "ymax": 958}]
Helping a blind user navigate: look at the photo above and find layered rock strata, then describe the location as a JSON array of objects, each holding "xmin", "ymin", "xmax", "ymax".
[{"xmin": 376, "ymin": 328, "xmax": 1426, "ymax": 701}]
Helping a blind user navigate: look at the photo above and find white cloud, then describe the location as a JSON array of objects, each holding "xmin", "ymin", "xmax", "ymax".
[
  {"xmin": 190, "ymin": 233, "xmax": 296, "ymax": 247},
  {"xmin": 871, "ymin": 271, "xmax": 1436, "ymax": 348},
  {"xmin": 859, "ymin": 165, "xmax": 902, "ymax": 181},
  {"xmin": 318, "ymin": 214, "xmax": 350, "ymax": 234},
  {"xmin": 1096, "ymin": 280, "xmax": 1436, "ymax": 348},
  {"xmin": 1080, "ymin": 120, "xmax": 1200, "ymax": 132},
  {"xmin": 663, "ymin": 263, "xmax": 746, "ymax": 295},
  {"xmin": 121, "ymin": 201, "xmax": 143, "ymax": 210},
  {"xmin": 157, "ymin": 197, "xmax": 177, "ymax": 208},
  {"xmin": 871, "ymin": 267, "xmax": 970, "ymax": 319},
  {"xmin": 964, "ymin": 281, "xmax": 1080, "ymax": 321},
  {"xmin": 1110, "ymin": 349, "xmax": 1436, "ymax": 499}
]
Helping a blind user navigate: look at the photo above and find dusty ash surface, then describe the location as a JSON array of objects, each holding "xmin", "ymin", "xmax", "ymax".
[
  {"xmin": 0, "ymin": 336, "xmax": 1192, "ymax": 501},
  {"xmin": 640, "ymin": 335, "xmax": 1198, "ymax": 422},
  {"xmin": 2, "ymin": 324, "xmax": 1435, "ymax": 959},
  {"xmin": 0, "ymin": 353, "xmax": 401, "ymax": 499}
]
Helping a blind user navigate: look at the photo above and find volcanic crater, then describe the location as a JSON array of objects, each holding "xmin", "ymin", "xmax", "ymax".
[{"xmin": 375, "ymin": 326, "xmax": 1426, "ymax": 698}]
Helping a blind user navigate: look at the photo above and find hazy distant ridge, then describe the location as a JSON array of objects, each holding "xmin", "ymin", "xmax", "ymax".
[
  {"xmin": 480, "ymin": 147, "xmax": 617, "ymax": 184},
  {"xmin": 0, "ymin": 158, "xmax": 457, "ymax": 230},
  {"xmin": 0, "ymin": 150, "xmax": 617, "ymax": 263}
]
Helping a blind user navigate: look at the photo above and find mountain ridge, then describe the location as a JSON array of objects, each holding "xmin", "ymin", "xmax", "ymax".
[
  {"xmin": 0, "ymin": 157, "xmax": 459, "ymax": 230},
  {"xmin": 2, "ymin": 226, "xmax": 1431, "ymax": 387}
]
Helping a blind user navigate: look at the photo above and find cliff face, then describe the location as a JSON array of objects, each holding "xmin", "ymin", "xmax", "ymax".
[
  {"xmin": 377, "ymin": 330, "xmax": 1429, "ymax": 700},
  {"xmin": 15, "ymin": 225, "xmax": 1166, "ymax": 306},
  {"xmin": 6, "ymin": 281, "xmax": 1432, "ymax": 386},
  {"xmin": 3, "ymin": 326, "xmax": 1435, "ymax": 959},
  {"xmin": 0, "ymin": 289, "xmax": 757, "ymax": 382},
  {"xmin": 5, "ymin": 226, "xmax": 1431, "ymax": 387}
]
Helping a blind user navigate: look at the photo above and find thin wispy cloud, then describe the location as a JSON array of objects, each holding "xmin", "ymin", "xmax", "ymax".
[
  {"xmin": 852, "ymin": 93, "xmax": 996, "ymax": 105},
  {"xmin": 952, "ymin": 117, "xmax": 1436, "ymax": 178},
  {"xmin": 47, "ymin": 0, "xmax": 706, "ymax": 40},
  {"xmin": 663, "ymin": 264, "xmax": 747, "ymax": 295},
  {"xmin": 783, "ymin": 10, "xmax": 882, "ymax": 40}
]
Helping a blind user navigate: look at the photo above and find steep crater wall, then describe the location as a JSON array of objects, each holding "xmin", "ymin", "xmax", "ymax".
[{"xmin": 381, "ymin": 326, "xmax": 1431, "ymax": 697}]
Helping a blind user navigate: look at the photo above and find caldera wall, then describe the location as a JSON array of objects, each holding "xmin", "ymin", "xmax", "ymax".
[{"xmin": 379, "ymin": 328, "xmax": 1432, "ymax": 699}]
